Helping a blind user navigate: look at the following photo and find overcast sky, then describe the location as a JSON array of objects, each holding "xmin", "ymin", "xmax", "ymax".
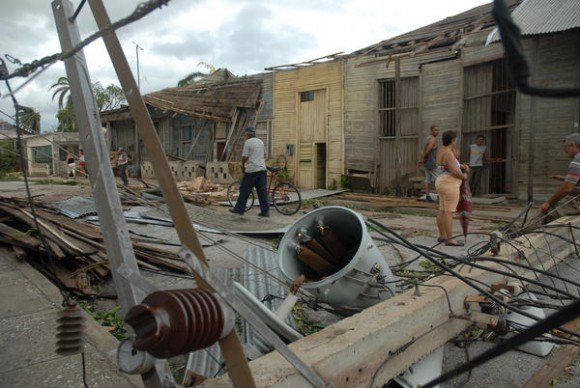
[{"xmin": 0, "ymin": 0, "xmax": 490, "ymax": 132}]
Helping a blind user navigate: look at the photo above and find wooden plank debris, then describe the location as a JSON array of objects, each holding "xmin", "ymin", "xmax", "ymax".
[{"xmin": 0, "ymin": 196, "xmax": 193, "ymax": 295}]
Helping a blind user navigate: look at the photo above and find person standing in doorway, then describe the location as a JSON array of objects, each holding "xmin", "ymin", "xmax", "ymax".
[
  {"xmin": 468, "ymin": 135, "xmax": 498, "ymax": 196},
  {"xmin": 420, "ymin": 125, "xmax": 440, "ymax": 201},
  {"xmin": 230, "ymin": 126, "xmax": 269, "ymax": 217},
  {"xmin": 117, "ymin": 147, "xmax": 129, "ymax": 186}
]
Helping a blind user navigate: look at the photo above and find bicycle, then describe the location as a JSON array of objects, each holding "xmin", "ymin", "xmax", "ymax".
[{"xmin": 227, "ymin": 166, "xmax": 302, "ymax": 215}]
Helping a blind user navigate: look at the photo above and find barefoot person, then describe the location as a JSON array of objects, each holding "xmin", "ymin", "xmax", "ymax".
[{"xmin": 435, "ymin": 130, "xmax": 468, "ymax": 246}]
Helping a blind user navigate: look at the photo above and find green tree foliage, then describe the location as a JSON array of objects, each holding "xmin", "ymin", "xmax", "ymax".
[
  {"xmin": 50, "ymin": 77, "xmax": 127, "ymax": 132},
  {"xmin": 0, "ymin": 140, "xmax": 19, "ymax": 174},
  {"xmin": 17, "ymin": 105, "xmax": 41, "ymax": 134},
  {"xmin": 177, "ymin": 61, "xmax": 217, "ymax": 87}
]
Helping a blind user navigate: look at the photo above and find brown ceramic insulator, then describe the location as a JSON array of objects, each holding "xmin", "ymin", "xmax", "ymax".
[
  {"xmin": 55, "ymin": 301, "xmax": 86, "ymax": 356},
  {"xmin": 318, "ymin": 227, "xmax": 346, "ymax": 262},
  {"xmin": 296, "ymin": 244, "xmax": 338, "ymax": 277},
  {"xmin": 125, "ymin": 288, "xmax": 224, "ymax": 359},
  {"xmin": 304, "ymin": 238, "xmax": 339, "ymax": 265}
]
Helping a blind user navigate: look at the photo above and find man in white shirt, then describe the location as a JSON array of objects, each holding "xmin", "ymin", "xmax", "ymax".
[
  {"xmin": 468, "ymin": 135, "xmax": 497, "ymax": 195},
  {"xmin": 230, "ymin": 126, "xmax": 269, "ymax": 217}
]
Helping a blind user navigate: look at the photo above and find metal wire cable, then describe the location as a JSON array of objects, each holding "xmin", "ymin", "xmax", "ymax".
[
  {"xmin": 4, "ymin": 78, "xmax": 70, "ymax": 304},
  {"xmin": 423, "ymin": 299, "xmax": 580, "ymax": 388},
  {"xmin": 366, "ymin": 218, "xmax": 580, "ymax": 339},
  {"xmin": 0, "ymin": 0, "xmax": 171, "ymax": 82},
  {"xmin": 70, "ymin": 0, "xmax": 88, "ymax": 22}
]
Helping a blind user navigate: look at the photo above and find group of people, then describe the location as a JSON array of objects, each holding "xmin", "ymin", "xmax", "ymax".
[
  {"xmin": 65, "ymin": 150, "xmax": 86, "ymax": 178},
  {"xmin": 65, "ymin": 146, "xmax": 130, "ymax": 187},
  {"xmin": 421, "ymin": 126, "xmax": 580, "ymax": 245}
]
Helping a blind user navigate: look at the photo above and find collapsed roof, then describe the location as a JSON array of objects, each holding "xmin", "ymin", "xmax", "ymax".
[
  {"xmin": 101, "ymin": 77, "xmax": 262, "ymax": 123},
  {"xmin": 350, "ymin": 0, "xmax": 522, "ymax": 58}
]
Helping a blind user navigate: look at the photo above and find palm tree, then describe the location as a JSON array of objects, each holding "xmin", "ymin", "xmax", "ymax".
[
  {"xmin": 49, "ymin": 76, "xmax": 71, "ymax": 110},
  {"xmin": 177, "ymin": 61, "xmax": 217, "ymax": 87},
  {"xmin": 17, "ymin": 105, "xmax": 41, "ymax": 134}
]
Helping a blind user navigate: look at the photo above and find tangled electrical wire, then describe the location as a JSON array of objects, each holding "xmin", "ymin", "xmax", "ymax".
[{"xmin": 0, "ymin": 0, "xmax": 171, "ymax": 83}]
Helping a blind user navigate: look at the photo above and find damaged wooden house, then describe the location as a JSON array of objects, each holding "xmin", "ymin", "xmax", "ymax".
[
  {"xmin": 343, "ymin": 0, "xmax": 580, "ymax": 198},
  {"xmin": 100, "ymin": 69, "xmax": 273, "ymax": 184},
  {"xmin": 266, "ymin": 53, "xmax": 346, "ymax": 190}
]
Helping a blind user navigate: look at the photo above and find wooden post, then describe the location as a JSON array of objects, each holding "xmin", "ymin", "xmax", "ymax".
[
  {"xmin": 51, "ymin": 1, "xmax": 173, "ymax": 386},
  {"xmin": 394, "ymin": 57, "xmax": 402, "ymax": 195},
  {"xmin": 86, "ymin": 1, "xmax": 256, "ymax": 386}
]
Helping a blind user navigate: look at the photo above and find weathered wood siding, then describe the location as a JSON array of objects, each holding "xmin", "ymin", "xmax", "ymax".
[
  {"xmin": 345, "ymin": 26, "xmax": 579, "ymax": 199},
  {"xmin": 514, "ymin": 30, "xmax": 580, "ymax": 200},
  {"xmin": 273, "ymin": 61, "xmax": 344, "ymax": 189},
  {"xmin": 345, "ymin": 49, "xmax": 456, "ymax": 191}
]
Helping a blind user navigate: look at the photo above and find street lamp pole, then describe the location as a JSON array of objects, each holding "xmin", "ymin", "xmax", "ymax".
[{"xmin": 132, "ymin": 41, "xmax": 143, "ymax": 91}]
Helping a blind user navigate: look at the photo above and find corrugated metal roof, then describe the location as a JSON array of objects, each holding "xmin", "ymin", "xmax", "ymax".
[
  {"xmin": 510, "ymin": 0, "xmax": 580, "ymax": 35},
  {"xmin": 487, "ymin": 0, "xmax": 580, "ymax": 43}
]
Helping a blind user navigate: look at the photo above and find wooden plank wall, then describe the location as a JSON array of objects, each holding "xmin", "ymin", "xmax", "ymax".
[
  {"xmin": 345, "ymin": 27, "xmax": 579, "ymax": 199},
  {"xmin": 273, "ymin": 61, "xmax": 344, "ymax": 188},
  {"xmin": 345, "ymin": 49, "xmax": 456, "ymax": 191},
  {"xmin": 513, "ymin": 30, "xmax": 580, "ymax": 200}
]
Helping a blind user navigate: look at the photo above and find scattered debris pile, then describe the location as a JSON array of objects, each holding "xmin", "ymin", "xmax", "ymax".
[
  {"xmin": 176, "ymin": 177, "xmax": 228, "ymax": 205},
  {"xmin": 0, "ymin": 196, "xmax": 192, "ymax": 296}
]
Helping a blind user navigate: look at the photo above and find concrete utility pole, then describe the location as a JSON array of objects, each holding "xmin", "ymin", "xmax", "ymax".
[
  {"xmin": 51, "ymin": 1, "xmax": 174, "ymax": 386},
  {"xmin": 132, "ymin": 41, "xmax": 143, "ymax": 92}
]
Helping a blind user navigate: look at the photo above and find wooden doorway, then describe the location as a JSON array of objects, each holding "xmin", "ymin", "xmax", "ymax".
[
  {"xmin": 314, "ymin": 143, "xmax": 327, "ymax": 189},
  {"xmin": 297, "ymin": 89, "xmax": 327, "ymax": 189},
  {"xmin": 462, "ymin": 59, "xmax": 516, "ymax": 194}
]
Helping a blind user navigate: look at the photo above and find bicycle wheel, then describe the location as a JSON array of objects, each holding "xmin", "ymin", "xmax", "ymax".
[
  {"xmin": 272, "ymin": 182, "xmax": 301, "ymax": 215},
  {"xmin": 227, "ymin": 181, "xmax": 255, "ymax": 211}
]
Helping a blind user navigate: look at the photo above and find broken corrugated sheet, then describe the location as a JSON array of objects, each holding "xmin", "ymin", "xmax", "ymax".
[
  {"xmin": 185, "ymin": 246, "xmax": 299, "ymax": 378},
  {"xmin": 218, "ymin": 188, "xmax": 347, "ymax": 207},
  {"xmin": 147, "ymin": 203, "xmax": 290, "ymax": 235},
  {"xmin": 143, "ymin": 78, "xmax": 262, "ymax": 122},
  {"xmin": 50, "ymin": 196, "xmax": 97, "ymax": 218}
]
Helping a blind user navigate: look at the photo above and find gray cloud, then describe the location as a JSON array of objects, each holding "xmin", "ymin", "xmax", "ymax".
[
  {"xmin": 149, "ymin": 31, "xmax": 215, "ymax": 59},
  {"xmin": 209, "ymin": 3, "xmax": 316, "ymax": 75}
]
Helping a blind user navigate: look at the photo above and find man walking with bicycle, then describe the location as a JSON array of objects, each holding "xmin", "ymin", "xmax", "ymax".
[{"xmin": 230, "ymin": 126, "xmax": 270, "ymax": 217}]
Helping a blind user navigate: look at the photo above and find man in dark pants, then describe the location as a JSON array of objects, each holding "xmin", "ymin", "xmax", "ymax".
[{"xmin": 230, "ymin": 126, "xmax": 270, "ymax": 217}]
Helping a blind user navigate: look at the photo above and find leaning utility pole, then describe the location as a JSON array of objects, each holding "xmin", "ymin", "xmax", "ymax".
[{"xmin": 51, "ymin": 1, "xmax": 174, "ymax": 386}]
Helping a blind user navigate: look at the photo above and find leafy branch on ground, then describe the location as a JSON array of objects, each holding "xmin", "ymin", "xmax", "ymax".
[
  {"xmin": 78, "ymin": 301, "xmax": 127, "ymax": 340},
  {"xmin": 292, "ymin": 301, "xmax": 326, "ymax": 336}
]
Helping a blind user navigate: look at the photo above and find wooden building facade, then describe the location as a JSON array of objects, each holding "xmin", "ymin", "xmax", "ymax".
[
  {"xmin": 342, "ymin": 1, "xmax": 580, "ymax": 199},
  {"xmin": 270, "ymin": 59, "xmax": 344, "ymax": 190},
  {"xmin": 100, "ymin": 72, "xmax": 271, "ymax": 179}
]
